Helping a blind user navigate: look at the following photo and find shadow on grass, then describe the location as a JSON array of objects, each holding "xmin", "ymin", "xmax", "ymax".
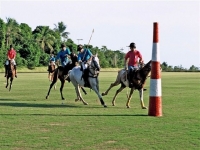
[
  {"xmin": 0, "ymin": 113, "xmax": 148, "ymax": 117},
  {"xmin": 0, "ymin": 102, "xmax": 78, "ymax": 108},
  {"xmin": 0, "ymin": 98, "xmax": 18, "ymax": 101}
]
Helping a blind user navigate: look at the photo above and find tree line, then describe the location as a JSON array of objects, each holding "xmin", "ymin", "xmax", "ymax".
[{"xmin": 0, "ymin": 18, "xmax": 199, "ymax": 72}]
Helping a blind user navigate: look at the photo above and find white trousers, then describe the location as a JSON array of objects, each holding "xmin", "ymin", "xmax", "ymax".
[{"xmin": 81, "ymin": 62, "xmax": 88, "ymax": 70}]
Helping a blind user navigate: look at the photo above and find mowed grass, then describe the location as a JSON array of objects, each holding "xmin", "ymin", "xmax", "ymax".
[{"xmin": 0, "ymin": 72, "xmax": 199, "ymax": 150}]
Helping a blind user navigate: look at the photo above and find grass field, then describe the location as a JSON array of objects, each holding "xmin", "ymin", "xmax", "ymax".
[{"xmin": 0, "ymin": 72, "xmax": 199, "ymax": 150}]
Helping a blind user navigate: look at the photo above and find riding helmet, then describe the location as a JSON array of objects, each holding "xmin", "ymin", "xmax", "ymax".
[{"xmin": 128, "ymin": 42, "xmax": 136, "ymax": 48}]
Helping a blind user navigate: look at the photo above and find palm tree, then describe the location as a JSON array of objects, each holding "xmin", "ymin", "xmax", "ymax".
[
  {"xmin": 33, "ymin": 26, "xmax": 55, "ymax": 53},
  {"xmin": 5, "ymin": 18, "xmax": 21, "ymax": 46},
  {"xmin": 54, "ymin": 21, "xmax": 70, "ymax": 41}
]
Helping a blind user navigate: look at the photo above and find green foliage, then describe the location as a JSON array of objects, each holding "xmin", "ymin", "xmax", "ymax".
[
  {"xmin": 0, "ymin": 18, "xmax": 198, "ymax": 71},
  {"xmin": 54, "ymin": 21, "xmax": 70, "ymax": 41},
  {"xmin": 39, "ymin": 51, "xmax": 49, "ymax": 66}
]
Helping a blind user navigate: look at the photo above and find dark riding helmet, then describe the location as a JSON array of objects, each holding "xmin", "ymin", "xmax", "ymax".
[
  {"xmin": 128, "ymin": 42, "xmax": 136, "ymax": 48},
  {"xmin": 60, "ymin": 43, "xmax": 66, "ymax": 48},
  {"xmin": 10, "ymin": 44, "xmax": 13, "ymax": 49},
  {"xmin": 77, "ymin": 44, "xmax": 83, "ymax": 51}
]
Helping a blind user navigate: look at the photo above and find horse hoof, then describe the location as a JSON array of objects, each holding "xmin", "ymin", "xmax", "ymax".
[
  {"xmin": 127, "ymin": 106, "xmax": 130, "ymax": 108},
  {"xmin": 75, "ymin": 98, "xmax": 80, "ymax": 102},
  {"xmin": 62, "ymin": 98, "xmax": 65, "ymax": 100},
  {"xmin": 142, "ymin": 106, "xmax": 148, "ymax": 109},
  {"xmin": 46, "ymin": 96, "xmax": 48, "ymax": 99},
  {"xmin": 103, "ymin": 105, "xmax": 107, "ymax": 108},
  {"xmin": 101, "ymin": 93, "xmax": 105, "ymax": 96}
]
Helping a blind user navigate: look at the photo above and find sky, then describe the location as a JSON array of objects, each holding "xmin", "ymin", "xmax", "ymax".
[{"xmin": 0, "ymin": 0, "xmax": 199, "ymax": 69}]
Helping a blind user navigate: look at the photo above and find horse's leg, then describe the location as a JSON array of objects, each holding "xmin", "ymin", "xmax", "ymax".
[
  {"xmin": 138, "ymin": 88, "xmax": 147, "ymax": 109},
  {"xmin": 46, "ymin": 75, "xmax": 57, "ymax": 99},
  {"xmin": 59, "ymin": 78, "xmax": 65, "ymax": 100},
  {"xmin": 48, "ymin": 72, "xmax": 50, "ymax": 80},
  {"xmin": 74, "ymin": 85, "xmax": 88, "ymax": 105},
  {"xmin": 112, "ymin": 84, "xmax": 126, "ymax": 106},
  {"xmin": 102, "ymin": 72, "xmax": 122, "ymax": 96},
  {"xmin": 9, "ymin": 78, "xmax": 13, "ymax": 91},
  {"xmin": 90, "ymin": 78, "xmax": 107, "ymax": 107},
  {"xmin": 81, "ymin": 87, "xmax": 87, "ymax": 95},
  {"xmin": 126, "ymin": 88, "xmax": 135, "ymax": 108},
  {"xmin": 51, "ymin": 72, "xmax": 56, "ymax": 89},
  {"xmin": 102, "ymin": 81, "xmax": 120, "ymax": 96},
  {"xmin": 5, "ymin": 77, "xmax": 9, "ymax": 89}
]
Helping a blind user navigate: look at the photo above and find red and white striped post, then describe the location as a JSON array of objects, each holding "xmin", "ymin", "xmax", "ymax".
[{"xmin": 148, "ymin": 22, "xmax": 162, "ymax": 117}]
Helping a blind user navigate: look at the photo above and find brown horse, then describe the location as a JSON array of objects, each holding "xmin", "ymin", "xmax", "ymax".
[
  {"xmin": 48, "ymin": 61, "xmax": 56, "ymax": 82},
  {"xmin": 46, "ymin": 52, "xmax": 87, "ymax": 101},
  {"xmin": 102, "ymin": 60, "xmax": 152, "ymax": 109},
  {"xmin": 5, "ymin": 60, "xmax": 15, "ymax": 91}
]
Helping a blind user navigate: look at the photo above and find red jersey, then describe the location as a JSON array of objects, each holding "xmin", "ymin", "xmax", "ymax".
[
  {"xmin": 7, "ymin": 49, "xmax": 16, "ymax": 59},
  {"xmin": 125, "ymin": 50, "xmax": 142, "ymax": 66}
]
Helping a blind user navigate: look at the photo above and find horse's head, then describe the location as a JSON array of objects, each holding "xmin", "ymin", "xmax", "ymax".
[
  {"xmin": 88, "ymin": 54, "xmax": 100, "ymax": 77},
  {"xmin": 131, "ymin": 60, "xmax": 152, "ymax": 90},
  {"xmin": 138, "ymin": 60, "xmax": 152, "ymax": 78},
  {"xmin": 91, "ymin": 54, "xmax": 100, "ymax": 71},
  {"xmin": 69, "ymin": 52, "xmax": 78, "ymax": 66}
]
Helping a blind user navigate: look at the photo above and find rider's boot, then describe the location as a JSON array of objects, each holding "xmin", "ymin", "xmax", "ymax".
[
  {"xmin": 83, "ymin": 69, "xmax": 89, "ymax": 87},
  {"xmin": 128, "ymin": 70, "xmax": 134, "ymax": 88}
]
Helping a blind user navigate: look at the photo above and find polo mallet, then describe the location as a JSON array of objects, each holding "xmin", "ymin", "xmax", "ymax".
[
  {"xmin": 87, "ymin": 29, "xmax": 94, "ymax": 47},
  {"xmin": 125, "ymin": 66, "xmax": 129, "ymax": 99},
  {"xmin": 82, "ymin": 29, "xmax": 94, "ymax": 61}
]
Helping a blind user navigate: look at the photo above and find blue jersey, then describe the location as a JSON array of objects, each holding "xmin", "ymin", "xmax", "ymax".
[
  {"xmin": 49, "ymin": 56, "xmax": 55, "ymax": 62},
  {"xmin": 78, "ymin": 49, "xmax": 93, "ymax": 62},
  {"xmin": 55, "ymin": 48, "xmax": 71, "ymax": 66}
]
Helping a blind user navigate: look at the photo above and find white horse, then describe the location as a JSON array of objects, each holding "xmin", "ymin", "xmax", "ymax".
[{"xmin": 69, "ymin": 55, "xmax": 107, "ymax": 107}]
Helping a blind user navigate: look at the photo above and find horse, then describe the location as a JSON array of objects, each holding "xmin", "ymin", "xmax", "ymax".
[
  {"xmin": 5, "ymin": 60, "xmax": 15, "ymax": 91},
  {"xmin": 48, "ymin": 61, "xmax": 56, "ymax": 82},
  {"xmin": 69, "ymin": 55, "xmax": 107, "ymax": 107},
  {"xmin": 46, "ymin": 52, "xmax": 87, "ymax": 101},
  {"xmin": 102, "ymin": 60, "xmax": 152, "ymax": 109}
]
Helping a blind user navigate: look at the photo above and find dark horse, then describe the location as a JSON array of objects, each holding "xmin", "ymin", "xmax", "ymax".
[
  {"xmin": 102, "ymin": 60, "xmax": 152, "ymax": 108},
  {"xmin": 5, "ymin": 60, "xmax": 15, "ymax": 91},
  {"xmin": 46, "ymin": 52, "xmax": 87, "ymax": 101}
]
